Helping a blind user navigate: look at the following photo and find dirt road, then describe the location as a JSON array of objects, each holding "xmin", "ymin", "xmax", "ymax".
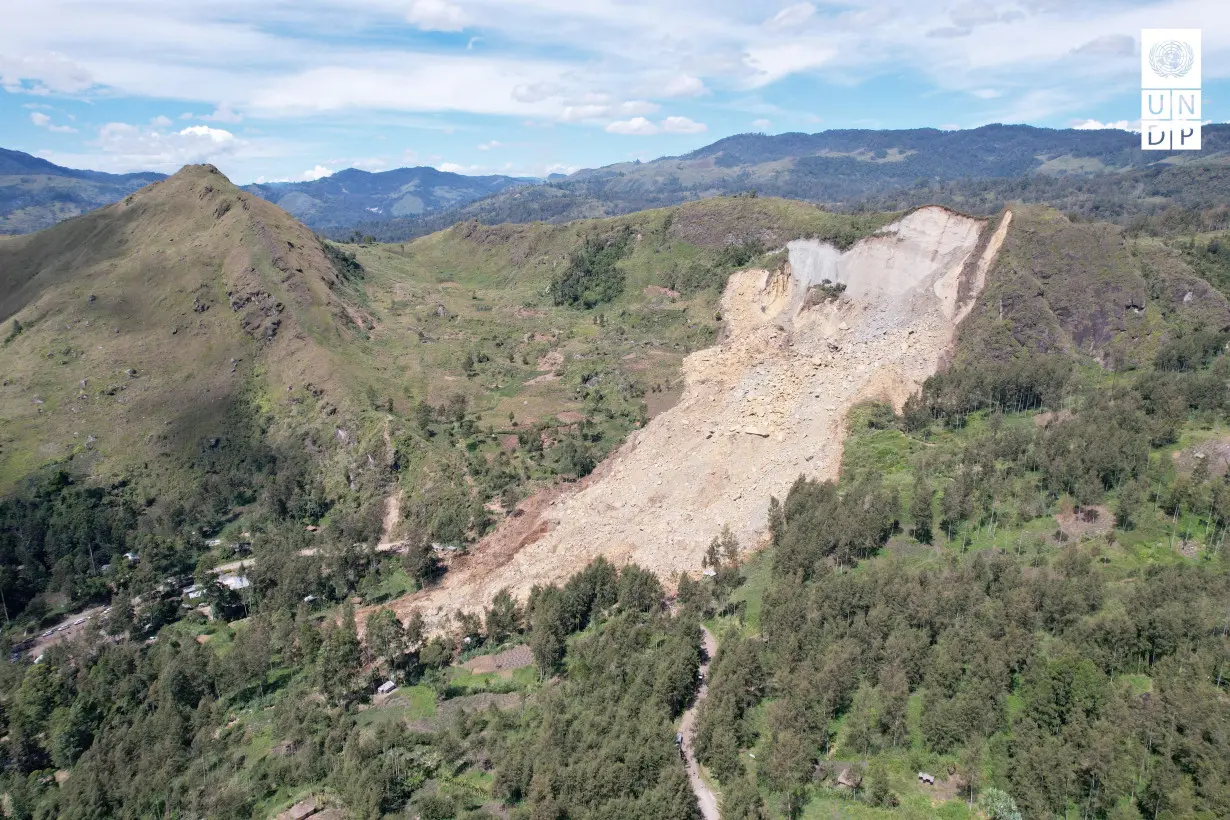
[{"xmin": 680, "ymin": 625, "xmax": 720, "ymax": 820}]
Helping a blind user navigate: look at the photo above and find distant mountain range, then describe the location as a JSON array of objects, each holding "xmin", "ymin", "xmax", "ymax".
[
  {"xmin": 343, "ymin": 123, "xmax": 1230, "ymax": 241},
  {"xmin": 241, "ymin": 166, "xmax": 535, "ymax": 233},
  {"xmin": 0, "ymin": 149, "xmax": 166, "ymax": 234},
  {"xmin": 5, "ymin": 124, "xmax": 1230, "ymax": 239}
]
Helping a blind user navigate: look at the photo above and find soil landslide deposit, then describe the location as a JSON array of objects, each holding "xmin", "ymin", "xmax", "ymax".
[{"xmin": 380, "ymin": 206, "xmax": 1011, "ymax": 628}]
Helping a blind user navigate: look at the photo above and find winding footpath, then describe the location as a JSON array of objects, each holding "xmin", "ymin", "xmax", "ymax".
[{"xmin": 680, "ymin": 625, "xmax": 720, "ymax": 820}]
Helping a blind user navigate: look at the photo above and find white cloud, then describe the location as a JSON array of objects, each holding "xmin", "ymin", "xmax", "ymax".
[
  {"xmin": 179, "ymin": 112, "xmax": 195, "ymax": 120},
  {"xmin": 467, "ymin": 36, "xmax": 482, "ymax": 50},
  {"xmin": 752, "ymin": 118, "xmax": 771, "ymax": 130},
  {"xmin": 45, "ymin": 122, "xmax": 247, "ymax": 173},
  {"xmin": 203, "ymin": 103, "xmax": 243, "ymax": 123},
  {"xmin": 660, "ymin": 74, "xmax": 706, "ymax": 98},
  {"xmin": 4, "ymin": 0, "xmax": 1228, "ymax": 152},
  {"xmin": 605, "ymin": 114, "xmax": 708, "ymax": 135},
  {"xmin": 437, "ymin": 161, "xmax": 481, "ymax": 173},
  {"xmin": 150, "ymin": 114, "xmax": 173, "ymax": 127},
  {"xmin": 660, "ymin": 115, "xmax": 707, "ymax": 134},
  {"xmin": 764, "ymin": 3, "xmax": 816, "ymax": 32},
  {"xmin": 477, "ymin": 140, "xmax": 503, "ymax": 150},
  {"xmin": 29, "ymin": 110, "xmax": 78, "ymax": 132},
  {"xmin": 512, "ymin": 81, "xmax": 561, "ymax": 104},
  {"xmin": 605, "ymin": 117, "xmax": 659, "ymax": 135},
  {"xmin": 407, "ymin": 0, "xmax": 466, "ymax": 32},
  {"xmin": 971, "ymin": 88, "xmax": 1002, "ymax": 99},
  {"xmin": 743, "ymin": 40, "xmax": 837, "ymax": 88},
  {"xmin": 177, "ymin": 125, "xmax": 236, "ymax": 144},
  {"xmin": 1071, "ymin": 118, "xmax": 1139, "ymax": 132},
  {"xmin": 243, "ymin": 56, "xmax": 573, "ymax": 118},
  {"xmin": 301, "ymin": 164, "xmax": 334, "ymax": 180},
  {"xmin": 563, "ymin": 99, "xmax": 658, "ymax": 122},
  {"xmin": 0, "ymin": 51, "xmax": 93, "ymax": 94}
]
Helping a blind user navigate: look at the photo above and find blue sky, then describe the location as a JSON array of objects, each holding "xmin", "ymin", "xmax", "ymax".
[{"xmin": 1, "ymin": 0, "xmax": 1226, "ymax": 184}]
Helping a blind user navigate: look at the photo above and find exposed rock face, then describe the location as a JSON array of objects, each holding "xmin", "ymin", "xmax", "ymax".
[{"xmin": 376, "ymin": 206, "xmax": 1012, "ymax": 630}]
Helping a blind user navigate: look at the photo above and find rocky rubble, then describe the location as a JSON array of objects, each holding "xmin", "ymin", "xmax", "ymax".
[{"xmin": 380, "ymin": 206, "xmax": 1013, "ymax": 630}]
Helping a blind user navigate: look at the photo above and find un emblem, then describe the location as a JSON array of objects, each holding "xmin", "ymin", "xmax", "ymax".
[{"xmin": 1149, "ymin": 40, "xmax": 1195, "ymax": 78}]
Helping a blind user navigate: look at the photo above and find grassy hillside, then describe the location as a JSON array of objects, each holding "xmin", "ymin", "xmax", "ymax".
[{"xmin": 0, "ymin": 164, "xmax": 371, "ymax": 494}]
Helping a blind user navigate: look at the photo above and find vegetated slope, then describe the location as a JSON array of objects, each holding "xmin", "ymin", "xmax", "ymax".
[
  {"xmin": 953, "ymin": 204, "xmax": 1230, "ymax": 369},
  {"xmin": 338, "ymin": 124, "xmax": 1230, "ymax": 242},
  {"xmin": 243, "ymin": 166, "xmax": 533, "ymax": 232},
  {"xmin": 347, "ymin": 195, "xmax": 895, "ymax": 546},
  {"xmin": 0, "ymin": 148, "xmax": 165, "ymax": 235},
  {"xmin": 0, "ymin": 163, "xmax": 375, "ymax": 501},
  {"xmin": 1, "ymin": 188, "xmax": 885, "ymax": 629},
  {"xmin": 376, "ymin": 206, "xmax": 1011, "ymax": 628}
]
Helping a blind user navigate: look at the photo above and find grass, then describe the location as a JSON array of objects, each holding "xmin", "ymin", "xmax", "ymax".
[
  {"xmin": 355, "ymin": 683, "xmax": 437, "ymax": 728},
  {"xmin": 446, "ymin": 664, "xmax": 536, "ymax": 693},
  {"xmin": 360, "ymin": 565, "xmax": 417, "ymax": 605}
]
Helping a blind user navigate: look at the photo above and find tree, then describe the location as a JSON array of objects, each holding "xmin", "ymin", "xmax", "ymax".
[
  {"xmin": 878, "ymin": 664, "xmax": 910, "ymax": 747},
  {"xmin": 844, "ymin": 682, "xmax": 881, "ymax": 755},
  {"xmin": 403, "ymin": 540, "xmax": 441, "ymax": 586},
  {"xmin": 979, "ymin": 787, "xmax": 1023, "ymax": 820},
  {"xmin": 529, "ymin": 587, "xmax": 566, "ymax": 677},
  {"xmin": 485, "ymin": 588, "xmax": 521, "ymax": 645},
  {"xmin": 911, "ymin": 476, "xmax": 934, "ymax": 543},
  {"xmin": 960, "ymin": 741, "xmax": 983, "ymax": 809},
  {"xmin": 867, "ymin": 758, "xmax": 896, "ymax": 808},
  {"xmin": 414, "ymin": 400, "xmax": 434, "ymax": 431},
  {"xmin": 616, "ymin": 563, "xmax": 663, "ymax": 613},
  {"xmin": 720, "ymin": 774, "xmax": 768, "ymax": 820},
  {"xmin": 366, "ymin": 608, "xmax": 406, "ymax": 672},
  {"xmin": 404, "ymin": 609, "xmax": 426, "ymax": 650},
  {"xmin": 230, "ymin": 616, "xmax": 273, "ymax": 696},
  {"xmin": 49, "ymin": 699, "xmax": 97, "ymax": 769},
  {"xmin": 317, "ymin": 605, "xmax": 362, "ymax": 705}
]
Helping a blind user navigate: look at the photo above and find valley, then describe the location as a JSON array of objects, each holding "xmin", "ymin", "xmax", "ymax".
[{"xmin": 2, "ymin": 158, "xmax": 1229, "ymax": 820}]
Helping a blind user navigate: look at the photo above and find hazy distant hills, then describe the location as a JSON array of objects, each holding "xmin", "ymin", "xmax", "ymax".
[
  {"xmin": 344, "ymin": 123, "xmax": 1230, "ymax": 241},
  {"xmin": 6, "ymin": 123, "xmax": 1230, "ymax": 240},
  {"xmin": 0, "ymin": 153, "xmax": 532, "ymax": 237},
  {"xmin": 242, "ymin": 166, "xmax": 535, "ymax": 233},
  {"xmin": 0, "ymin": 149, "xmax": 166, "ymax": 235}
]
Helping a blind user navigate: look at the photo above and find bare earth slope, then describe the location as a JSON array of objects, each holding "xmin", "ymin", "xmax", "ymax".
[{"xmin": 376, "ymin": 206, "xmax": 1011, "ymax": 628}]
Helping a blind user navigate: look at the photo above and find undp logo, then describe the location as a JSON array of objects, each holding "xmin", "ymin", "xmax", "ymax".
[
  {"xmin": 1141, "ymin": 29, "xmax": 1201, "ymax": 151},
  {"xmin": 1149, "ymin": 40, "xmax": 1196, "ymax": 79}
]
